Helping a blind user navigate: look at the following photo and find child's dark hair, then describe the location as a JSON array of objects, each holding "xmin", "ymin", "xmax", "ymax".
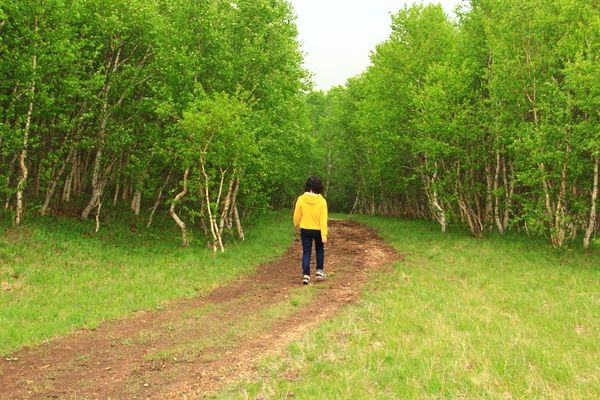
[{"xmin": 304, "ymin": 176, "xmax": 324, "ymax": 194}]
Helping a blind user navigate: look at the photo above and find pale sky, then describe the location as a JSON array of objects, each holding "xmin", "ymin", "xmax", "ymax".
[{"xmin": 288, "ymin": 0, "xmax": 465, "ymax": 91}]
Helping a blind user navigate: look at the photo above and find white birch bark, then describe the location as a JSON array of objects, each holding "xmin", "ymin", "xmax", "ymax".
[
  {"xmin": 424, "ymin": 164, "xmax": 447, "ymax": 233},
  {"xmin": 113, "ymin": 181, "xmax": 120, "ymax": 207},
  {"xmin": 41, "ymin": 149, "xmax": 74, "ymax": 216},
  {"xmin": 62, "ymin": 152, "xmax": 77, "ymax": 203},
  {"xmin": 131, "ymin": 190, "xmax": 141, "ymax": 216},
  {"xmin": 218, "ymin": 173, "xmax": 236, "ymax": 236},
  {"xmin": 539, "ymin": 163, "xmax": 555, "ymax": 219},
  {"xmin": 147, "ymin": 169, "xmax": 172, "ymax": 228},
  {"xmin": 169, "ymin": 168, "xmax": 190, "ymax": 246},
  {"xmin": 233, "ymin": 204, "xmax": 245, "ymax": 240},
  {"xmin": 583, "ymin": 157, "xmax": 598, "ymax": 249},
  {"xmin": 493, "ymin": 150, "xmax": 504, "ymax": 234},
  {"xmin": 485, "ymin": 162, "xmax": 494, "ymax": 230},
  {"xmin": 431, "ymin": 188, "xmax": 447, "ymax": 233},
  {"xmin": 226, "ymin": 178, "xmax": 237, "ymax": 230},
  {"xmin": 15, "ymin": 19, "xmax": 37, "ymax": 225},
  {"xmin": 200, "ymin": 161, "xmax": 224, "ymax": 253},
  {"xmin": 95, "ymin": 201, "xmax": 102, "ymax": 233},
  {"xmin": 502, "ymin": 160, "xmax": 515, "ymax": 231},
  {"xmin": 82, "ymin": 44, "xmax": 121, "ymax": 219},
  {"xmin": 81, "ymin": 147, "xmax": 104, "ymax": 219},
  {"xmin": 552, "ymin": 144, "xmax": 571, "ymax": 247}
]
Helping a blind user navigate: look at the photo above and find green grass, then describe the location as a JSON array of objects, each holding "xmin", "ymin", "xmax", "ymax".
[
  {"xmin": 218, "ymin": 216, "xmax": 600, "ymax": 400},
  {"xmin": 0, "ymin": 210, "xmax": 294, "ymax": 356}
]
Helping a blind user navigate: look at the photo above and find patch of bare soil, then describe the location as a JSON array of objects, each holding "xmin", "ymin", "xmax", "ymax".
[{"xmin": 0, "ymin": 220, "xmax": 400, "ymax": 399}]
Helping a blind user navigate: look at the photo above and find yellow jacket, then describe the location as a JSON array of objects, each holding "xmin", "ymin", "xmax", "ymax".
[{"xmin": 293, "ymin": 192, "xmax": 328, "ymax": 241}]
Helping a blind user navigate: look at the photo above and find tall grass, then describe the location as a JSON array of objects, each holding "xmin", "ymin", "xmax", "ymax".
[
  {"xmin": 220, "ymin": 216, "xmax": 600, "ymax": 399},
  {"xmin": 0, "ymin": 211, "xmax": 294, "ymax": 355}
]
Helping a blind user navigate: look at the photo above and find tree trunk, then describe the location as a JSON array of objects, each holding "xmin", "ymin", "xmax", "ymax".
[
  {"xmin": 113, "ymin": 181, "xmax": 120, "ymax": 207},
  {"xmin": 147, "ymin": 169, "xmax": 172, "ymax": 228},
  {"xmin": 62, "ymin": 152, "xmax": 77, "ymax": 203},
  {"xmin": 41, "ymin": 148, "xmax": 74, "ymax": 216},
  {"xmin": 3, "ymin": 155, "xmax": 17, "ymax": 209},
  {"xmin": 583, "ymin": 157, "xmax": 599, "ymax": 249},
  {"xmin": 131, "ymin": 190, "xmax": 141, "ymax": 217},
  {"xmin": 456, "ymin": 164, "xmax": 483, "ymax": 238},
  {"xmin": 81, "ymin": 155, "xmax": 115, "ymax": 220},
  {"xmin": 502, "ymin": 159, "xmax": 514, "ymax": 231},
  {"xmin": 233, "ymin": 204, "xmax": 245, "ymax": 240},
  {"xmin": 459, "ymin": 195, "xmax": 484, "ymax": 237},
  {"xmin": 112, "ymin": 153, "xmax": 122, "ymax": 207},
  {"xmin": 424, "ymin": 165, "xmax": 447, "ymax": 233},
  {"xmin": 81, "ymin": 148, "xmax": 104, "ymax": 220},
  {"xmin": 552, "ymin": 144, "xmax": 571, "ymax": 247},
  {"xmin": 34, "ymin": 159, "xmax": 42, "ymax": 198},
  {"xmin": 95, "ymin": 201, "xmax": 102, "ymax": 233},
  {"xmin": 350, "ymin": 193, "xmax": 359, "ymax": 214},
  {"xmin": 72, "ymin": 151, "xmax": 81, "ymax": 197},
  {"xmin": 169, "ymin": 168, "xmax": 190, "ymax": 246},
  {"xmin": 539, "ymin": 162, "xmax": 555, "ymax": 221},
  {"xmin": 226, "ymin": 182, "xmax": 235, "ymax": 230},
  {"xmin": 219, "ymin": 173, "xmax": 236, "ymax": 236},
  {"xmin": 15, "ymin": 19, "xmax": 38, "ymax": 225},
  {"xmin": 196, "ymin": 194, "xmax": 210, "ymax": 236},
  {"xmin": 1, "ymin": 86, "xmax": 18, "ymax": 165},
  {"xmin": 493, "ymin": 150, "xmax": 504, "ymax": 234},
  {"xmin": 121, "ymin": 153, "xmax": 130, "ymax": 202},
  {"xmin": 82, "ymin": 43, "xmax": 122, "ymax": 219},
  {"xmin": 431, "ymin": 188, "xmax": 447, "ymax": 233},
  {"xmin": 201, "ymin": 161, "xmax": 224, "ymax": 253},
  {"xmin": 485, "ymin": 162, "xmax": 494, "ymax": 230},
  {"xmin": 81, "ymin": 111, "xmax": 110, "ymax": 220}
]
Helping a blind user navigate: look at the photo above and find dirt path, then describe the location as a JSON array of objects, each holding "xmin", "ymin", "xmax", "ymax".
[{"xmin": 1, "ymin": 220, "xmax": 400, "ymax": 399}]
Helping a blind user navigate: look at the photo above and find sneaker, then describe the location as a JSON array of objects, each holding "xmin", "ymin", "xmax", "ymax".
[
  {"xmin": 316, "ymin": 270, "xmax": 326, "ymax": 281},
  {"xmin": 303, "ymin": 275, "xmax": 310, "ymax": 285}
]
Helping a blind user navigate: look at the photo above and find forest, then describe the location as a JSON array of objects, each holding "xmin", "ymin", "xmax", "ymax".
[
  {"xmin": 0, "ymin": 0, "xmax": 311, "ymax": 251},
  {"xmin": 1, "ymin": 0, "xmax": 599, "ymax": 249},
  {"xmin": 308, "ymin": 0, "xmax": 600, "ymax": 249}
]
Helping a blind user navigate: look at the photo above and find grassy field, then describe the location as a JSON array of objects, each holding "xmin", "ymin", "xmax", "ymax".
[
  {"xmin": 0, "ymin": 211, "xmax": 294, "ymax": 356},
  {"xmin": 219, "ymin": 216, "xmax": 600, "ymax": 399}
]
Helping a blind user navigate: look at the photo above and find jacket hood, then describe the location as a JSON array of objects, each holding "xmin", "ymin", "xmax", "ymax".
[{"xmin": 300, "ymin": 192, "xmax": 323, "ymax": 205}]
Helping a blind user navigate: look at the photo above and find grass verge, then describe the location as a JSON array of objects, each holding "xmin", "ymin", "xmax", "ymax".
[
  {"xmin": 217, "ymin": 216, "xmax": 600, "ymax": 399},
  {"xmin": 0, "ymin": 211, "xmax": 294, "ymax": 356}
]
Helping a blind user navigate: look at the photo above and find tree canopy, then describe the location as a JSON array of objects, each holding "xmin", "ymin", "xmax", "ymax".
[
  {"xmin": 0, "ymin": 0, "xmax": 311, "ymax": 249},
  {"xmin": 308, "ymin": 1, "xmax": 599, "ymax": 248}
]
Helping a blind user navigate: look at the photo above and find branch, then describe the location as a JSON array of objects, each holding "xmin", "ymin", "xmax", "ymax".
[{"xmin": 114, "ymin": 72, "xmax": 156, "ymax": 108}]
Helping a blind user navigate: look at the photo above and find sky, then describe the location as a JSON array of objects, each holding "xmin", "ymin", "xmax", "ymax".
[{"xmin": 288, "ymin": 0, "xmax": 465, "ymax": 91}]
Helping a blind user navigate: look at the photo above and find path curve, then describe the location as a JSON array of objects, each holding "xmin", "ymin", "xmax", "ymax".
[{"xmin": 1, "ymin": 220, "xmax": 400, "ymax": 399}]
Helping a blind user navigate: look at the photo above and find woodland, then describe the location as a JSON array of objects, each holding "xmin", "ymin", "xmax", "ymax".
[{"xmin": 1, "ymin": 0, "xmax": 599, "ymax": 250}]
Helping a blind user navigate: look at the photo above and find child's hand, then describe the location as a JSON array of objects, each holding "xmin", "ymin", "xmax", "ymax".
[{"xmin": 322, "ymin": 238, "xmax": 328, "ymax": 244}]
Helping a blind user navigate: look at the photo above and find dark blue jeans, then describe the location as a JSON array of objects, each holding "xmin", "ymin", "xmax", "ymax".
[{"xmin": 301, "ymin": 228, "xmax": 324, "ymax": 276}]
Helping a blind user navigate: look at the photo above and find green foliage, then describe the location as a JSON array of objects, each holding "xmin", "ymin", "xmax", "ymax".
[
  {"xmin": 0, "ymin": 0, "xmax": 310, "ymax": 240},
  {"xmin": 307, "ymin": 0, "xmax": 600, "ymax": 247}
]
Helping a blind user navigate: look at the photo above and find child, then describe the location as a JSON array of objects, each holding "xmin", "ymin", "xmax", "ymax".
[{"xmin": 293, "ymin": 176, "xmax": 328, "ymax": 285}]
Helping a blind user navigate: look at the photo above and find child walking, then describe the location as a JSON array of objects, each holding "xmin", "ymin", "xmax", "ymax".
[{"xmin": 293, "ymin": 176, "xmax": 328, "ymax": 285}]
